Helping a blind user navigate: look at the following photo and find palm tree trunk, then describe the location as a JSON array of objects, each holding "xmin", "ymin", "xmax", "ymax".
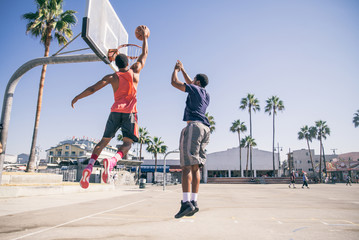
[
  {"xmin": 238, "ymin": 131, "xmax": 242, "ymax": 177},
  {"xmin": 154, "ymin": 154, "xmax": 157, "ymax": 173},
  {"xmin": 250, "ymin": 146, "xmax": 253, "ymax": 177},
  {"xmin": 27, "ymin": 64, "xmax": 47, "ymax": 172},
  {"xmin": 246, "ymin": 146, "xmax": 249, "ymax": 177},
  {"xmin": 139, "ymin": 142, "xmax": 143, "ymax": 177},
  {"xmin": 306, "ymin": 139, "xmax": 315, "ymax": 176},
  {"xmin": 249, "ymin": 109, "xmax": 253, "ymax": 177},
  {"xmin": 319, "ymin": 137, "xmax": 322, "ymax": 183},
  {"xmin": 322, "ymin": 143, "xmax": 327, "ymax": 175},
  {"xmin": 272, "ymin": 112, "xmax": 275, "ymax": 177},
  {"xmin": 27, "ymin": 28, "xmax": 51, "ymax": 172}
]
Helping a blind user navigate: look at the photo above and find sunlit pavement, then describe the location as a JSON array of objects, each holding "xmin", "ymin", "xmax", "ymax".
[{"xmin": 0, "ymin": 183, "xmax": 358, "ymax": 240}]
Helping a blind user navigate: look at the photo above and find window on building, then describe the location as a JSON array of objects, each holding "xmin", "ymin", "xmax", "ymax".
[
  {"xmin": 65, "ymin": 151, "xmax": 69, "ymax": 156},
  {"xmin": 306, "ymin": 152, "xmax": 308, "ymax": 156},
  {"xmin": 49, "ymin": 151, "xmax": 53, "ymax": 156},
  {"xmin": 208, "ymin": 170, "xmax": 229, "ymax": 178},
  {"xmin": 79, "ymin": 151, "xmax": 84, "ymax": 156},
  {"xmin": 309, "ymin": 168, "xmax": 313, "ymax": 171},
  {"xmin": 65, "ymin": 146, "xmax": 69, "ymax": 150},
  {"xmin": 307, "ymin": 160, "xmax": 311, "ymax": 164},
  {"xmin": 57, "ymin": 150, "xmax": 62, "ymax": 156},
  {"xmin": 71, "ymin": 151, "xmax": 76, "ymax": 156},
  {"xmin": 315, "ymin": 160, "xmax": 319, "ymax": 163},
  {"xmin": 231, "ymin": 170, "xmax": 241, "ymax": 177}
]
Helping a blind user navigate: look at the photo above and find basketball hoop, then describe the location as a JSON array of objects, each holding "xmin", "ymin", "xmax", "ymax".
[{"xmin": 107, "ymin": 44, "xmax": 142, "ymax": 68}]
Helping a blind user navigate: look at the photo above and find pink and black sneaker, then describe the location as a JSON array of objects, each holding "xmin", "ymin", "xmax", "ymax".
[
  {"xmin": 80, "ymin": 164, "xmax": 93, "ymax": 189},
  {"xmin": 102, "ymin": 158, "xmax": 117, "ymax": 183}
]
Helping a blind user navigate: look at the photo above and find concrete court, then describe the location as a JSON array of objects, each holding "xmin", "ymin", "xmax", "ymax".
[{"xmin": 0, "ymin": 183, "xmax": 358, "ymax": 240}]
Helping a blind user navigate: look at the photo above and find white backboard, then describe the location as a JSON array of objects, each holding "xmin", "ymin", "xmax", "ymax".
[{"xmin": 82, "ymin": 0, "xmax": 128, "ymax": 70}]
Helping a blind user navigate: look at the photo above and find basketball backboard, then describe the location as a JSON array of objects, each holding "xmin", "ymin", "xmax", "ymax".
[{"xmin": 82, "ymin": 0, "xmax": 128, "ymax": 71}]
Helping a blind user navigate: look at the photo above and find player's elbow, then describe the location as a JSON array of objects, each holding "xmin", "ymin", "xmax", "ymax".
[{"xmin": 87, "ymin": 86, "xmax": 96, "ymax": 93}]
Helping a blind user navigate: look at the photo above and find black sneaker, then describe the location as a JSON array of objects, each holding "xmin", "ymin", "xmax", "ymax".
[
  {"xmin": 186, "ymin": 200, "xmax": 199, "ymax": 216},
  {"xmin": 174, "ymin": 201, "xmax": 195, "ymax": 219}
]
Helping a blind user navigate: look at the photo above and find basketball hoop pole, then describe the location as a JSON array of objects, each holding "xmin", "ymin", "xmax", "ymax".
[{"xmin": 0, "ymin": 54, "xmax": 101, "ymax": 184}]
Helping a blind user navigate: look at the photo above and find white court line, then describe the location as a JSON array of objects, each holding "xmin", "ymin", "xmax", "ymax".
[
  {"xmin": 179, "ymin": 219, "xmax": 194, "ymax": 223},
  {"xmin": 321, "ymin": 221, "xmax": 353, "ymax": 226},
  {"xmin": 11, "ymin": 199, "xmax": 146, "ymax": 240}
]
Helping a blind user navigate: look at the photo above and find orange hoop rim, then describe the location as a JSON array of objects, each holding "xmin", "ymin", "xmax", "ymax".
[{"xmin": 108, "ymin": 44, "xmax": 142, "ymax": 62}]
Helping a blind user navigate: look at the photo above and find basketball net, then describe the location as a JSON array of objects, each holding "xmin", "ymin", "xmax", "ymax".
[{"xmin": 108, "ymin": 44, "xmax": 142, "ymax": 71}]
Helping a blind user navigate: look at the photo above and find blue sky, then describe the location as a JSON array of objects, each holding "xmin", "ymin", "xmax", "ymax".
[{"xmin": 0, "ymin": 0, "xmax": 358, "ymax": 161}]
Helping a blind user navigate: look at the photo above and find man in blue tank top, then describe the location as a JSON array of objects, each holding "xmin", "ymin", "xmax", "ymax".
[{"xmin": 171, "ymin": 60, "xmax": 211, "ymax": 218}]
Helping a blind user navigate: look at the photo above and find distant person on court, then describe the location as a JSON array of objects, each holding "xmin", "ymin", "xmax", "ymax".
[
  {"xmin": 71, "ymin": 25, "xmax": 149, "ymax": 189},
  {"xmin": 171, "ymin": 60, "xmax": 210, "ymax": 218},
  {"xmin": 289, "ymin": 170, "xmax": 296, "ymax": 188},
  {"xmin": 346, "ymin": 175, "xmax": 352, "ymax": 186},
  {"xmin": 302, "ymin": 171, "xmax": 309, "ymax": 189}
]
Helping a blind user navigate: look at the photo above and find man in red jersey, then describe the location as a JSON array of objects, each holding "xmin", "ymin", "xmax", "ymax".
[{"xmin": 71, "ymin": 25, "xmax": 149, "ymax": 189}]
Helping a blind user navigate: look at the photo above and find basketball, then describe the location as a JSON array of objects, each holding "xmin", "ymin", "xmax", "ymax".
[{"xmin": 135, "ymin": 25, "xmax": 150, "ymax": 41}]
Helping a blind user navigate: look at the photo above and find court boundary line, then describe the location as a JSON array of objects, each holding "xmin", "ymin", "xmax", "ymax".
[{"xmin": 11, "ymin": 199, "xmax": 147, "ymax": 240}]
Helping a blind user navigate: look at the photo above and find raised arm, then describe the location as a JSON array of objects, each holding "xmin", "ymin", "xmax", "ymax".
[
  {"xmin": 171, "ymin": 61, "xmax": 186, "ymax": 92},
  {"xmin": 131, "ymin": 25, "xmax": 149, "ymax": 74},
  {"xmin": 177, "ymin": 60, "xmax": 194, "ymax": 85},
  {"xmin": 71, "ymin": 74, "xmax": 113, "ymax": 108}
]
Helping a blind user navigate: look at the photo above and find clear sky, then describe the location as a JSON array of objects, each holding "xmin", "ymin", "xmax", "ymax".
[{"xmin": 0, "ymin": 0, "xmax": 358, "ymax": 161}]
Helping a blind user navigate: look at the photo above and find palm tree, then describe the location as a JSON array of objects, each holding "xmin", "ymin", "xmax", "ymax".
[
  {"xmin": 241, "ymin": 136, "xmax": 257, "ymax": 177},
  {"xmin": 230, "ymin": 120, "xmax": 247, "ymax": 177},
  {"xmin": 138, "ymin": 127, "xmax": 151, "ymax": 161},
  {"xmin": 240, "ymin": 93, "xmax": 260, "ymax": 175},
  {"xmin": 353, "ymin": 110, "xmax": 359, "ymax": 128},
  {"xmin": 138, "ymin": 127, "xmax": 151, "ymax": 178},
  {"xmin": 314, "ymin": 120, "xmax": 330, "ymax": 182},
  {"xmin": 146, "ymin": 137, "xmax": 167, "ymax": 182},
  {"xmin": 265, "ymin": 96, "xmax": 284, "ymax": 177},
  {"xmin": 297, "ymin": 125, "xmax": 316, "ymax": 176},
  {"xmin": 23, "ymin": 0, "xmax": 77, "ymax": 172},
  {"xmin": 205, "ymin": 112, "xmax": 216, "ymax": 134}
]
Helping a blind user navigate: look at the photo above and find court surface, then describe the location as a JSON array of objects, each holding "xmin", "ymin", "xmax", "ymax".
[{"xmin": 0, "ymin": 183, "xmax": 358, "ymax": 240}]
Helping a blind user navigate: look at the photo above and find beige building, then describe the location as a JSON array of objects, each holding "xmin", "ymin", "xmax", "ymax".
[{"xmin": 46, "ymin": 138, "xmax": 117, "ymax": 164}]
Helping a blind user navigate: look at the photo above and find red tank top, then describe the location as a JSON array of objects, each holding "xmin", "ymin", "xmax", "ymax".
[{"xmin": 110, "ymin": 69, "xmax": 137, "ymax": 113}]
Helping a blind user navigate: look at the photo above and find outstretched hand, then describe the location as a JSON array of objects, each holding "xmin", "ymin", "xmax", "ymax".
[
  {"xmin": 71, "ymin": 97, "xmax": 78, "ymax": 109},
  {"xmin": 138, "ymin": 25, "xmax": 149, "ymax": 39},
  {"xmin": 176, "ymin": 60, "xmax": 183, "ymax": 71}
]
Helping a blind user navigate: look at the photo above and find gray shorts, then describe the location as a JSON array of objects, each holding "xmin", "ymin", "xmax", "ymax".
[{"xmin": 179, "ymin": 121, "xmax": 210, "ymax": 167}]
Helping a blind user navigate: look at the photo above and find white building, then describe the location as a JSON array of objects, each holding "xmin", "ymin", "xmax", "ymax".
[
  {"xmin": 203, "ymin": 147, "xmax": 279, "ymax": 182},
  {"xmin": 291, "ymin": 149, "xmax": 338, "ymax": 173},
  {"xmin": 4, "ymin": 154, "xmax": 17, "ymax": 164}
]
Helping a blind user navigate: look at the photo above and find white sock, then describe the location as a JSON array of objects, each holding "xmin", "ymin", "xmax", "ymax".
[
  {"xmin": 89, "ymin": 159, "xmax": 96, "ymax": 165},
  {"xmin": 191, "ymin": 193, "xmax": 198, "ymax": 202},
  {"xmin": 112, "ymin": 152, "xmax": 123, "ymax": 161},
  {"xmin": 183, "ymin": 192, "xmax": 190, "ymax": 202}
]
